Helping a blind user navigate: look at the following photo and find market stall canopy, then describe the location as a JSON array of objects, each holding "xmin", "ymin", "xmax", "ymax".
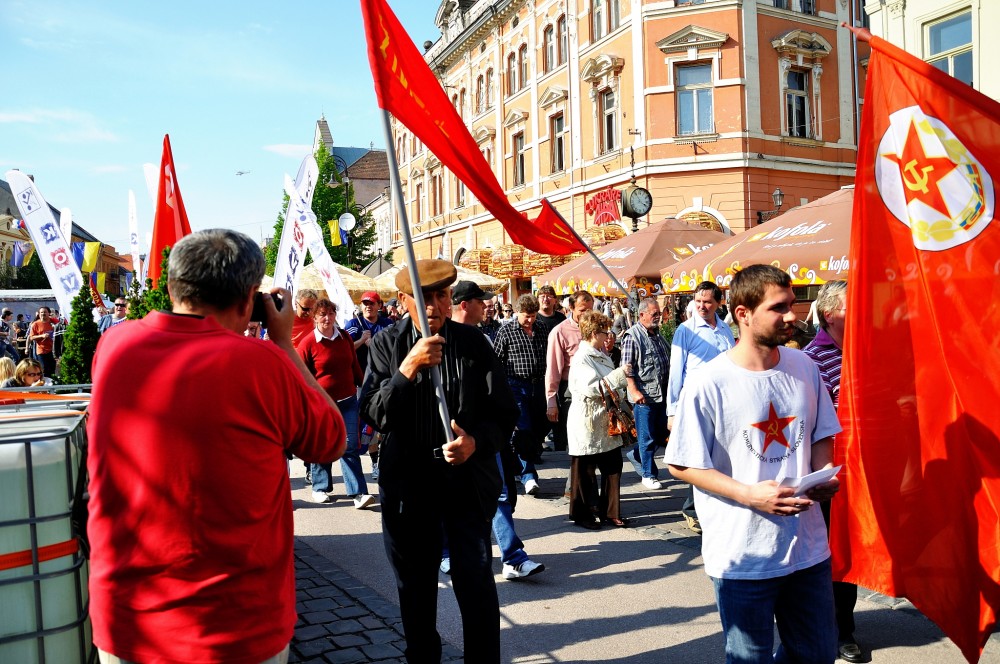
[
  {"xmin": 535, "ymin": 218, "xmax": 728, "ymax": 298},
  {"xmin": 360, "ymin": 254, "xmax": 394, "ymax": 277},
  {"xmin": 660, "ymin": 186, "xmax": 854, "ymax": 293},
  {"xmin": 260, "ymin": 263, "xmax": 391, "ymax": 303},
  {"xmin": 374, "ymin": 263, "xmax": 506, "ymax": 294}
]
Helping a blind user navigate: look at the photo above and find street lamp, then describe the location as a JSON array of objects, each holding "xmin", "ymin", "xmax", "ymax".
[
  {"xmin": 756, "ymin": 188, "xmax": 785, "ymax": 224},
  {"xmin": 339, "ymin": 212, "xmax": 357, "ymax": 269}
]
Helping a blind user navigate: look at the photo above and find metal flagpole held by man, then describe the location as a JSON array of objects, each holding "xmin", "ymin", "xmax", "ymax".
[
  {"xmin": 542, "ymin": 200, "xmax": 640, "ymax": 309},
  {"xmin": 378, "ymin": 112, "xmax": 454, "ymax": 444}
]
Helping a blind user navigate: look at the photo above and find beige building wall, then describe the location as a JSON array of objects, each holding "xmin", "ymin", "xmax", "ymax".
[{"xmin": 387, "ymin": 0, "xmax": 863, "ymax": 295}]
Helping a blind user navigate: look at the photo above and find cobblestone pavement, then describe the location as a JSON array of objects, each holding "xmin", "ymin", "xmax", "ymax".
[{"xmin": 291, "ymin": 541, "xmax": 462, "ymax": 664}]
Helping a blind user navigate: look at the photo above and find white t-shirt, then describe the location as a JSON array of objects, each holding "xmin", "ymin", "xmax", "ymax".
[{"xmin": 664, "ymin": 347, "xmax": 841, "ymax": 580}]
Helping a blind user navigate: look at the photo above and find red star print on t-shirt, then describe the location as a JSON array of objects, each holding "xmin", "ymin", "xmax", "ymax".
[{"xmin": 750, "ymin": 402, "xmax": 797, "ymax": 454}]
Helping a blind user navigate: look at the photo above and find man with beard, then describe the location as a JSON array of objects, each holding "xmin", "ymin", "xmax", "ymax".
[
  {"xmin": 666, "ymin": 281, "xmax": 736, "ymax": 534},
  {"xmin": 535, "ymin": 285, "xmax": 565, "ymax": 331},
  {"xmin": 666, "ymin": 265, "xmax": 842, "ymax": 664}
]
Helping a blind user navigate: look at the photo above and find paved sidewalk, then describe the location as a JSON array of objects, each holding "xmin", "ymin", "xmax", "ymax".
[{"xmin": 290, "ymin": 448, "xmax": 1000, "ymax": 663}]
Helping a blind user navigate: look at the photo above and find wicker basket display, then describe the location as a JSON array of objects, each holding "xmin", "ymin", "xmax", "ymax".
[
  {"xmin": 458, "ymin": 248, "xmax": 493, "ymax": 274},
  {"xmin": 583, "ymin": 224, "xmax": 627, "ymax": 248},
  {"xmin": 490, "ymin": 245, "xmax": 525, "ymax": 279}
]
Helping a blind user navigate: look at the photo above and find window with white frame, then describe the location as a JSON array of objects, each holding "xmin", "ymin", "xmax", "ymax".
[
  {"xmin": 486, "ymin": 68, "xmax": 495, "ymax": 107},
  {"xmin": 459, "ymin": 88, "xmax": 467, "ymax": 120},
  {"xmin": 599, "ymin": 89, "xmax": 617, "ymax": 153},
  {"xmin": 773, "ymin": 0, "xmax": 815, "ymax": 13},
  {"xmin": 927, "ymin": 11, "xmax": 973, "ymax": 86},
  {"xmin": 456, "ymin": 178, "xmax": 466, "ymax": 207},
  {"xmin": 558, "ymin": 15, "xmax": 568, "ymax": 64},
  {"xmin": 507, "ymin": 53, "xmax": 518, "ymax": 95},
  {"xmin": 592, "ymin": 0, "xmax": 620, "ymax": 42},
  {"xmin": 431, "ymin": 172, "xmax": 444, "ymax": 216},
  {"xmin": 785, "ymin": 70, "xmax": 810, "ymax": 138},
  {"xmin": 676, "ymin": 63, "xmax": 714, "ymax": 135},
  {"xmin": 543, "ymin": 26, "xmax": 555, "ymax": 73},
  {"xmin": 518, "ymin": 44, "xmax": 529, "ymax": 89},
  {"xmin": 512, "ymin": 132, "xmax": 525, "ymax": 186},
  {"xmin": 550, "ymin": 113, "xmax": 566, "ymax": 173},
  {"xmin": 476, "ymin": 75, "xmax": 484, "ymax": 114},
  {"xmin": 414, "ymin": 183, "xmax": 423, "ymax": 225}
]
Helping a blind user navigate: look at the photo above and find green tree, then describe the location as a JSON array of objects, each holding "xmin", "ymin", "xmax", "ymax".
[
  {"xmin": 127, "ymin": 248, "xmax": 172, "ymax": 319},
  {"xmin": 264, "ymin": 144, "xmax": 378, "ymax": 275},
  {"xmin": 59, "ymin": 283, "xmax": 101, "ymax": 384},
  {"xmin": 13, "ymin": 253, "xmax": 50, "ymax": 289}
]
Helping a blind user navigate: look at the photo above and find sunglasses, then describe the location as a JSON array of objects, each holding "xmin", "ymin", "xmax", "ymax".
[
  {"xmin": 114, "ymin": 303, "xmax": 127, "ymax": 308},
  {"xmin": 297, "ymin": 305, "xmax": 312, "ymax": 313},
  {"xmin": 25, "ymin": 371, "xmax": 42, "ymax": 377}
]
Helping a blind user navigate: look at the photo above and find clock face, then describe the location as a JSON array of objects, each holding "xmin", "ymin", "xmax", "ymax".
[{"xmin": 629, "ymin": 187, "xmax": 653, "ymax": 216}]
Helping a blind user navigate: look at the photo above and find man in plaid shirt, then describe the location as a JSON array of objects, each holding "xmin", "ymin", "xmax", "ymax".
[{"xmin": 493, "ymin": 294, "xmax": 551, "ymax": 496}]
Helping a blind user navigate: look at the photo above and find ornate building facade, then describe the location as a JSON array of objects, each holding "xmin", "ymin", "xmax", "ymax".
[{"xmin": 386, "ymin": 0, "xmax": 865, "ymax": 293}]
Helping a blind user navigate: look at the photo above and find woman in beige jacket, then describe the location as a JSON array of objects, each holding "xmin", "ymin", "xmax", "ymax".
[{"xmin": 567, "ymin": 311, "xmax": 630, "ymax": 529}]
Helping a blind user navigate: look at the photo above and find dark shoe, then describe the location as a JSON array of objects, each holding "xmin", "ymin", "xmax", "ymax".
[
  {"xmin": 838, "ymin": 641, "xmax": 864, "ymax": 663},
  {"xmin": 604, "ymin": 517, "xmax": 630, "ymax": 528},
  {"xmin": 574, "ymin": 518, "xmax": 602, "ymax": 530}
]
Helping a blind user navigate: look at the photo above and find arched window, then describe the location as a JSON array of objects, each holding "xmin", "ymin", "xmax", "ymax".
[
  {"xmin": 507, "ymin": 53, "xmax": 518, "ymax": 95},
  {"xmin": 518, "ymin": 44, "xmax": 529, "ymax": 89},
  {"xmin": 459, "ymin": 88, "xmax": 467, "ymax": 120},
  {"xmin": 558, "ymin": 15, "xmax": 568, "ymax": 64},
  {"xmin": 486, "ymin": 68, "xmax": 495, "ymax": 107},
  {"xmin": 476, "ymin": 75, "xmax": 484, "ymax": 114}
]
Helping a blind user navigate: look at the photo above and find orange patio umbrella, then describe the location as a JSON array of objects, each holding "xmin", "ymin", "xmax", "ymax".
[
  {"xmin": 661, "ymin": 187, "xmax": 854, "ymax": 293},
  {"xmin": 535, "ymin": 218, "xmax": 728, "ymax": 298}
]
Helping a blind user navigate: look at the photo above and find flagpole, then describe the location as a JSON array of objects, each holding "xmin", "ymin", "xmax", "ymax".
[
  {"xmin": 543, "ymin": 199, "xmax": 639, "ymax": 309},
  {"xmin": 378, "ymin": 109, "xmax": 455, "ymax": 444}
]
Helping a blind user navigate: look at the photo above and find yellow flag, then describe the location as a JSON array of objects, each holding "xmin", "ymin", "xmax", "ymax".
[
  {"xmin": 82, "ymin": 242, "xmax": 101, "ymax": 272},
  {"xmin": 328, "ymin": 219, "xmax": 342, "ymax": 247},
  {"xmin": 96, "ymin": 272, "xmax": 106, "ymax": 292}
]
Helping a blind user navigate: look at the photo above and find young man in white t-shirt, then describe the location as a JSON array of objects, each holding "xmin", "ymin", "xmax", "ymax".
[{"xmin": 666, "ymin": 264, "xmax": 842, "ymax": 664}]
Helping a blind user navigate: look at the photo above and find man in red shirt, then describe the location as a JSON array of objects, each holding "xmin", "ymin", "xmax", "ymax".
[
  {"xmin": 28, "ymin": 306, "xmax": 55, "ymax": 376},
  {"xmin": 291, "ymin": 288, "xmax": 319, "ymax": 348},
  {"xmin": 87, "ymin": 229, "xmax": 346, "ymax": 664}
]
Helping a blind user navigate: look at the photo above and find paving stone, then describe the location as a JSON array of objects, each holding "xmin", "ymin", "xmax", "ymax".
[
  {"xmin": 365, "ymin": 629, "xmax": 397, "ymax": 645},
  {"xmin": 294, "ymin": 624, "xmax": 330, "ymax": 642},
  {"xmin": 302, "ymin": 597, "xmax": 339, "ymax": 612},
  {"xmin": 296, "ymin": 637, "xmax": 335, "ymax": 658},
  {"xmin": 325, "ymin": 618, "xmax": 364, "ymax": 636},
  {"xmin": 299, "ymin": 610, "xmax": 339, "ymax": 625},
  {"xmin": 331, "ymin": 633, "xmax": 369, "ymax": 648},
  {"xmin": 360, "ymin": 642, "xmax": 404, "ymax": 660},
  {"xmin": 323, "ymin": 648, "xmax": 366, "ymax": 664},
  {"xmin": 334, "ymin": 605, "xmax": 369, "ymax": 619}
]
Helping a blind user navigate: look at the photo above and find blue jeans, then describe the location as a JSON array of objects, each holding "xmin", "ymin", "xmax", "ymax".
[
  {"xmin": 492, "ymin": 453, "xmax": 527, "ymax": 566},
  {"xmin": 629, "ymin": 401, "xmax": 667, "ymax": 479},
  {"xmin": 711, "ymin": 558, "xmax": 837, "ymax": 664},
  {"xmin": 311, "ymin": 395, "xmax": 367, "ymax": 495},
  {"xmin": 508, "ymin": 378, "xmax": 546, "ymax": 485}
]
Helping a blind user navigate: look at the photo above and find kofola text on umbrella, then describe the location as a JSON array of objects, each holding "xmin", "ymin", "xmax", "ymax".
[{"xmin": 749, "ymin": 220, "xmax": 829, "ymax": 242}]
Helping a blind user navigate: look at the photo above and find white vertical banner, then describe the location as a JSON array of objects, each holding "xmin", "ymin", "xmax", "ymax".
[
  {"xmin": 60, "ymin": 207, "xmax": 73, "ymax": 243},
  {"xmin": 142, "ymin": 163, "xmax": 159, "ymax": 205},
  {"xmin": 272, "ymin": 156, "xmax": 319, "ymax": 299},
  {"xmin": 300, "ymin": 217, "xmax": 356, "ymax": 328},
  {"xmin": 127, "ymin": 190, "xmax": 143, "ymax": 292},
  {"xmin": 142, "ymin": 231, "xmax": 152, "ymax": 286},
  {"xmin": 5, "ymin": 171, "xmax": 81, "ymax": 319}
]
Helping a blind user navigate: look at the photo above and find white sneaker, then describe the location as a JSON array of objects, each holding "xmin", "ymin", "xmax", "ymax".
[
  {"xmin": 502, "ymin": 559, "xmax": 545, "ymax": 580},
  {"xmin": 542, "ymin": 441, "xmax": 555, "ymax": 452},
  {"xmin": 524, "ymin": 479, "xmax": 540, "ymax": 496},
  {"xmin": 641, "ymin": 477, "xmax": 662, "ymax": 490},
  {"xmin": 353, "ymin": 494, "xmax": 376, "ymax": 510},
  {"xmin": 311, "ymin": 491, "xmax": 331, "ymax": 504}
]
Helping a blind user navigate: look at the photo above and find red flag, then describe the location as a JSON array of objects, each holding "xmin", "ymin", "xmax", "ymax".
[
  {"xmin": 835, "ymin": 29, "xmax": 1000, "ymax": 663},
  {"xmin": 359, "ymin": 0, "xmax": 585, "ymax": 256},
  {"xmin": 148, "ymin": 134, "xmax": 192, "ymax": 287}
]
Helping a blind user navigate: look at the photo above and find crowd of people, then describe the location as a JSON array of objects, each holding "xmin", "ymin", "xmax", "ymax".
[{"xmin": 76, "ymin": 228, "xmax": 856, "ymax": 664}]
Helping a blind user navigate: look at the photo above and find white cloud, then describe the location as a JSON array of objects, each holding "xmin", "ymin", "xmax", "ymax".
[
  {"xmin": 0, "ymin": 108, "xmax": 119, "ymax": 143},
  {"xmin": 263, "ymin": 144, "xmax": 313, "ymax": 158}
]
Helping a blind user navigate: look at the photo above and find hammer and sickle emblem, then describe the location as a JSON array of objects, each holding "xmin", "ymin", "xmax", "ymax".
[
  {"xmin": 901, "ymin": 159, "xmax": 934, "ymax": 195},
  {"xmin": 767, "ymin": 422, "xmax": 780, "ymax": 436}
]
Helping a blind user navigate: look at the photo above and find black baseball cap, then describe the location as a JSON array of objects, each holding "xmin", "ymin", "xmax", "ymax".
[{"xmin": 451, "ymin": 280, "xmax": 496, "ymax": 304}]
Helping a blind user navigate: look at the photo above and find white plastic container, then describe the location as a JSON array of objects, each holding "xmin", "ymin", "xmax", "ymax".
[{"xmin": 0, "ymin": 411, "xmax": 90, "ymax": 664}]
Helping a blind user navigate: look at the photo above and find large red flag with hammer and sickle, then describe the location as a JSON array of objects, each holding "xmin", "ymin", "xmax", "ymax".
[
  {"xmin": 359, "ymin": 0, "xmax": 585, "ymax": 255},
  {"xmin": 148, "ymin": 134, "xmax": 192, "ymax": 287},
  {"xmin": 834, "ymin": 28, "xmax": 1000, "ymax": 663}
]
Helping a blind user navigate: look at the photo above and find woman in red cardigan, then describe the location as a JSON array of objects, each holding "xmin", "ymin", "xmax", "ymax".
[{"xmin": 297, "ymin": 298, "xmax": 374, "ymax": 509}]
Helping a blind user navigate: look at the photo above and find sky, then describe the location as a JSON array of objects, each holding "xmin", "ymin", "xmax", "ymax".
[{"xmin": 1, "ymin": 0, "xmax": 441, "ymax": 251}]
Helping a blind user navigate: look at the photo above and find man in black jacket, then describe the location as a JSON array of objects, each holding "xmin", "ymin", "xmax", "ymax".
[{"xmin": 360, "ymin": 259, "xmax": 518, "ymax": 664}]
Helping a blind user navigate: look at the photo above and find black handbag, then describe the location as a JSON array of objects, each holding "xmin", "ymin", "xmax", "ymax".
[{"xmin": 599, "ymin": 379, "xmax": 637, "ymax": 447}]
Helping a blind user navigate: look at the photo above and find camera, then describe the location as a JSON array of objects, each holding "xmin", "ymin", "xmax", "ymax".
[{"xmin": 250, "ymin": 292, "xmax": 283, "ymax": 322}]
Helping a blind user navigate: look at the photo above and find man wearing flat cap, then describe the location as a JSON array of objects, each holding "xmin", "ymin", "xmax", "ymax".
[{"xmin": 360, "ymin": 260, "xmax": 519, "ymax": 664}]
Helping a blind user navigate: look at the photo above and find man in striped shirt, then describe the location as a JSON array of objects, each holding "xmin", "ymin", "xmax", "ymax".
[{"xmin": 360, "ymin": 260, "xmax": 518, "ymax": 664}]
